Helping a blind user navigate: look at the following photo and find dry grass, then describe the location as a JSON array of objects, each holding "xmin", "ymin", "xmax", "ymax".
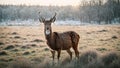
[
  {"xmin": 7, "ymin": 51, "xmax": 120, "ymax": 68},
  {"xmin": 0, "ymin": 25, "xmax": 120, "ymax": 68}
]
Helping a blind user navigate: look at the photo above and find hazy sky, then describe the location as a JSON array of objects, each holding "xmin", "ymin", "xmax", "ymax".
[{"xmin": 0, "ymin": 0, "xmax": 80, "ymax": 6}]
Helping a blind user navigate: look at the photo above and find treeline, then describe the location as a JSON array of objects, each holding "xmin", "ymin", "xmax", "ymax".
[
  {"xmin": 79, "ymin": 0, "xmax": 120, "ymax": 24},
  {"xmin": 0, "ymin": 0, "xmax": 120, "ymax": 24}
]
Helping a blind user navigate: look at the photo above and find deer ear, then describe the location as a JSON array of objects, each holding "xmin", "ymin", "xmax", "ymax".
[
  {"xmin": 50, "ymin": 12, "xmax": 57, "ymax": 23},
  {"xmin": 39, "ymin": 17, "xmax": 45, "ymax": 23},
  {"xmin": 50, "ymin": 17, "xmax": 56, "ymax": 23}
]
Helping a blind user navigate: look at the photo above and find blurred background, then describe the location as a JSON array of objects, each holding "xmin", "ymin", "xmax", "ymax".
[{"xmin": 0, "ymin": 0, "xmax": 120, "ymax": 25}]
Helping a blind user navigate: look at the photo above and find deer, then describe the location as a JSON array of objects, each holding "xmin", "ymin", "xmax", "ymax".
[{"xmin": 39, "ymin": 12, "xmax": 80, "ymax": 61}]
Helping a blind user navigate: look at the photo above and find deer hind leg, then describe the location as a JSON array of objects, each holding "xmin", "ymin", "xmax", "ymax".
[
  {"xmin": 73, "ymin": 48, "xmax": 79, "ymax": 59},
  {"xmin": 51, "ymin": 50, "xmax": 55, "ymax": 61},
  {"xmin": 75, "ymin": 49, "xmax": 79, "ymax": 59},
  {"xmin": 57, "ymin": 49, "xmax": 61, "ymax": 61},
  {"xmin": 72, "ymin": 45, "xmax": 79, "ymax": 59},
  {"xmin": 66, "ymin": 49, "xmax": 72, "ymax": 60}
]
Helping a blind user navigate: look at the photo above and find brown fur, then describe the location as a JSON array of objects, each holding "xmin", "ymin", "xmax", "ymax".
[
  {"xmin": 39, "ymin": 12, "xmax": 80, "ymax": 61},
  {"xmin": 47, "ymin": 31, "xmax": 80, "ymax": 50}
]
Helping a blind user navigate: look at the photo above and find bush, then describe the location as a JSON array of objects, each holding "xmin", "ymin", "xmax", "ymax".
[
  {"xmin": 14, "ymin": 36, "xmax": 21, "ymax": 39},
  {"xmin": 7, "ymin": 51, "xmax": 120, "ymax": 68},
  {"xmin": 8, "ymin": 57, "xmax": 34, "ymax": 68},
  {"xmin": 102, "ymin": 52, "xmax": 118, "ymax": 65},
  {"xmin": 4, "ymin": 45, "xmax": 15, "ymax": 50},
  {"xmin": 0, "ymin": 42, "xmax": 4, "ymax": 45},
  {"xmin": 79, "ymin": 51, "xmax": 98, "ymax": 65},
  {"xmin": 12, "ymin": 32, "xmax": 18, "ymax": 35},
  {"xmin": 23, "ymin": 51, "xmax": 30, "ymax": 55},
  {"xmin": 0, "ymin": 51, "xmax": 8, "ymax": 55},
  {"xmin": 31, "ymin": 39, "xmax": 44, "ymax": 42},
  {"xmin": 111, "ymin": 36, "xmax": 118, "ymax": 39}
]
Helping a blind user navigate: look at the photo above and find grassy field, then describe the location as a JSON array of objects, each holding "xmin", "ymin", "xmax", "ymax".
[{"xmin": 0, "ymin": 25, "xmax": 120, "ymax": 68}]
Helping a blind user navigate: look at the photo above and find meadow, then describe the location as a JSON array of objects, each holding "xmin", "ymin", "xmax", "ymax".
[{"xmin": 0, "ymin": 24, "xmax": 120, "ymax": 68}]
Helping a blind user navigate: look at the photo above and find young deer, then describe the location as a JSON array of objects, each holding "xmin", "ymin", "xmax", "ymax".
[{"xmin": 39, "ymin": 12, "xmax": 80, "ymax": 61}]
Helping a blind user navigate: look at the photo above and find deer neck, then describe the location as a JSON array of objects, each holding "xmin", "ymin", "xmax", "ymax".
[
  {"xmin": 44, "ymin": 28, "xmax": 53, "ymax": 42},
  {"xmin": 45, "ymin": 28, "xmax": 57, "ymax": 50}
]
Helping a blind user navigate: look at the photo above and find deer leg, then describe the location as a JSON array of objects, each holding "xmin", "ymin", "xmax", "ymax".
[
  {"xmin": 57, "ymin": 50, "xmax": 61, "ymax": 61},
  {"xmin": 51, "ymin": 50, "xmax": 55, "ymax": 61},
  {"xmin": 72, "ymin": 46, "xmax": 79, "ymax": 59},
  {"xmin": 74, "ymin": 49, "xmax": 79, "ymax": 59},
  {"xmin": 76, "ymin": 50, "xmax": 79, "ymax": 59},
  {"xmin": 66, "ymin": 49, "xmax": 72, "ymax": 60}
]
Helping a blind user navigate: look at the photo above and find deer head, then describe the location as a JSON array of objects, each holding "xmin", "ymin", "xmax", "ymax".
[{"xmin": 39, "ymin": 12, "xmax": 57, "ymax": 35}]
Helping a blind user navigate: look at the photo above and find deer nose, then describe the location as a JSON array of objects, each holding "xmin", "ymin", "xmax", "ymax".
[{"xmin": 47, "ymin": 28, "xmax": 49, "ymax": 30}]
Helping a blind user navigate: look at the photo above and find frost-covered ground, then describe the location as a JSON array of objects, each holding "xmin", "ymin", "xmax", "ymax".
[
  {"xmin": 0, "ymin": 20, "xmax": 120, "ymax": 26},
  {"xmin": 0, "ymin": 20, "xmax": 100, "ymax": 26}
]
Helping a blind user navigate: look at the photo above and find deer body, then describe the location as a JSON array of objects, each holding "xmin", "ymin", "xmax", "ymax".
[
  {"xmin": 46, "ymin": 31, "xmax": 79, "ymax": 50},
  {"xmin": 39, "ymin": 12, "xmax": 80, "ymax": 61}
]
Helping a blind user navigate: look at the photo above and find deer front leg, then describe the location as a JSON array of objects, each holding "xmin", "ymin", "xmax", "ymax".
[
  {"xmin": 51, "ymin": 50, "xmax": 55, "ymax": 61},
  {"xmin": 57, "ymin": 49, "xmax": 61, "ymax": 61}
]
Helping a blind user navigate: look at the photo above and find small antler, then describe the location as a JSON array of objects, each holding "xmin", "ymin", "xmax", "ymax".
[
  {"xmin": 39, "ymin": 12, "xmax": 45, "ymax": 23},
  {"xmin": 50, "ymin": 12, "xmax": 57, "ymax": 22},
  {"xmin": 53, "ymin": 12, "xmax": 57, "ymax": 18}
]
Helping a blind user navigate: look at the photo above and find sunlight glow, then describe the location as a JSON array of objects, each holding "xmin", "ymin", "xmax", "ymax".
[{"xmin": 0, "ymin": 0, "xmax": 80, "ymax": 6}]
